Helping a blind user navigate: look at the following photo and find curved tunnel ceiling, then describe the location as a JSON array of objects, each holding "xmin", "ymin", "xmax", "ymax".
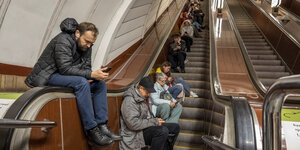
[{"xmin": 0, "ymin": 0, "xmax": 185, "ymax": 70}]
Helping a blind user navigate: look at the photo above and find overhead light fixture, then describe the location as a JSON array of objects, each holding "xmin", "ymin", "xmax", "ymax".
[
  {"xmin": 216, "ymin": 0, "xmax": 224, "ymax": 14},
  {"xmin": 271, "ymin": 0, "xmax": 281, "ymax": 15}
]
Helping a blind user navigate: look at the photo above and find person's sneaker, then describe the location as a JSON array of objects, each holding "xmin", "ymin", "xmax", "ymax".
[
  {"xmin": 87, "ymin": 126, "xmax": 113, "ymax": 146},
  {"xmin": 184, "ymin": 59, "xmax": 189, "ymax": 64},
  {"xmin": 180, "ymin": 69, "xmax": 186, "ymax": 73},
  {"xmin": 98, "ymin": 124, "xmax": 122, "ymax": 141},
  {"xmin": 190, "ymin": 91, "xmax": 198, "ymax": 98}
]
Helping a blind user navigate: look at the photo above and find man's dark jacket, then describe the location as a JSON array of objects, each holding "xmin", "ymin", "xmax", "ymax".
[{"xmin": 25, "ymin": 18, "xmax": 92, "ymax": 87}]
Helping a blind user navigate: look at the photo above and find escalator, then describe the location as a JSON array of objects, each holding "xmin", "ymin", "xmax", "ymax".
[
  {"xmin": 226, "ymin": 0, "xmax": 292, "ymax": 89},
  {"xmin": 174, "ymin": 30, "xmax": 224, "ymax": 150}
]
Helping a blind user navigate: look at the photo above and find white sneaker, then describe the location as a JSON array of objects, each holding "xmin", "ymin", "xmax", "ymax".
[
  {"xmin": 190, "ymin": 91, "xmax": 198, "ymax": 98},
  {"xmin": 184, "ymin": 59, "xmax": 189, "ymax": 64}
]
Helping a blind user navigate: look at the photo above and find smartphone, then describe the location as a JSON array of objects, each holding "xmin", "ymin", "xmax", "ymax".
[{"xmin": 103, "ymin": 67, "xmax": 112, "ymax": 72}]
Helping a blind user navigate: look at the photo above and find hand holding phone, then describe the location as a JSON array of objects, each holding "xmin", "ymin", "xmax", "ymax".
[{"xmin": 103, "ymin": 67, "xmax": 112, "ymax": 73}]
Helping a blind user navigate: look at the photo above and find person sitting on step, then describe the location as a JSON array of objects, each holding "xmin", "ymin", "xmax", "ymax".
[
  {"xmin": 181, "ymin": 20, "xmax": 194, "ymax": 52},
  {"xmin": 149, "ymin": 73, "xmax": 183, "ymax": 123},
  {"xmin": 156, "ymin": 61, "xmax": 199, "ymax": 98},
  {"xmin": 119, "ymin": 76, "xmax": 180, "ymax": 150},
  {"xmin": 168, "ymin": 34, "xmax": 187, "ymax": 73}
]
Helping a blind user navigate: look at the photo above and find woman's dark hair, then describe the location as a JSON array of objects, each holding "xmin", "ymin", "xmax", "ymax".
[
  {"xmin": 77, "ymin": 22, "xmax": 99, "ymax": 37},
  {"xmin": 160, "ymin": 61, "xmax": 171, "ymax": 76}
]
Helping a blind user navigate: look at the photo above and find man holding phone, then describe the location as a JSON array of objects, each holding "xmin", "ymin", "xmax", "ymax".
[
  {"xmin": 25, "ymin": 18, "xmax": 121, "ymax": 146},
  {"xmin": 120, "ymin": 77, "xmax": 180, "ymax": 150}
]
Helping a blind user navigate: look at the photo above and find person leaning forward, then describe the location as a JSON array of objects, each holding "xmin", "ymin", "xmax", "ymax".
[
  {"xmin": 120, "ymin": 76, "xmax": 180, "ymax": 150},
  {"xmin": 25, "ymin": 18, "xmax": 121, "ymax": 146}
]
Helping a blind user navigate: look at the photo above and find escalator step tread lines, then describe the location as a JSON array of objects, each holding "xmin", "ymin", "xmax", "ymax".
[
  {"xmin": 226, "ymin": 0, "xmax": 291, "ymax": 89},
  {"xmin": 173, "ymin": 28, "xmax": 225, "ymax": 150},
  {"xmin": 173, "ymin": 30, "xmax": 209, "ymax": 150}
]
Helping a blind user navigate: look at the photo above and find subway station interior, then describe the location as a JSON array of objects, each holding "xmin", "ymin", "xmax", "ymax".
[{"xmin": 0, "ymin": 0, "xmax": 300, "ymax": 149}]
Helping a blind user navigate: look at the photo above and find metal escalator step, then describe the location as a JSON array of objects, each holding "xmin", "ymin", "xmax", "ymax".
[
  {"xmin": 177, "ymin": 130, "xmax": 204, "ymax": 144},
  {"xmin": 249, "ymin": 55, "xmax": 277, "ymax": 60},
  {"xmin": 254, "ymin": 65, "xmax": 286, "ymax": 72},
  {"xmin": 246, "ymin": 45, "xmax": 271, "ymax": 50},
  {"xmin": 181, "ymin": 97, "xmax": 210, "ymax": 108},
  {"xmin": 172, "ymin": 73, "xmax": 209, "ymax": 81},
  {"xmin": 186, "ymin": 52, "xmax": 209, "ymax": 57},
  {"xmin": 240, "ymin": 32, "xmax": 261, "ymax": 36},
  {"xmin": 256, "ymin": 71, "xmax": 290, "ymax": 78},
  {"xmin": 187, "ymin": 57, "xmax": 209, "ymax": 62},
  {"xmin": 251, "ymin": 59, "xmax": 280, "ymax": 65},
  {"xmin": 185, "ymin": 67, "xmax": 209, "ymax": 74},
  {"xmin": 190, "ymin": 48, "xmax": 208, "ymax": 52},
  {"xmin": 247, "ymin": 50, "xmax": 274, "ymax": 55},
  {"xmin": 185, "ymin": 80, "xmax": 210, "ymax": 89},
  {"xmin": 181, "ymin": 107, "xmax": 205, "ymax": 120},
  {"xmin": 245, "ymin": 42, "xmax": 268, "ymax": 46},
  {"xmin": 243, "ymin": 39, "xmax": 266, "ymax": 42},
  {"xmin": 191, "ymin": 44, "xmax": 209, "ymax": 48},
  {"xmin": 174, "ymin": 142, "xmax": 204, "ymax": 150},
  {"xmin": 241, "ymin": 35, "xmax": 263, "ymax": 39},
  {"xmin": 179, "ymin": 119, "xmax": 204, "ymax": 132},
  {"xmin": 189, "ymin": 88, "xmax": 211, "ymax": 99},
  {"xmin": 185, "ymin": 62, "xmax": 209, "ymax": 68}
]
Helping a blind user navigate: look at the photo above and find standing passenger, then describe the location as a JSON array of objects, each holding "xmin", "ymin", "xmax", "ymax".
[{"xmin": 25, "ymin": 18, "xmax": 121, "ymax": 146}]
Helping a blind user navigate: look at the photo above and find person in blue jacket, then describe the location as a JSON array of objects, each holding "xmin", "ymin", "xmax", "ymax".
[{"xmin": 149, "ymin": 73, "xmax": 183, "ymax": 123}]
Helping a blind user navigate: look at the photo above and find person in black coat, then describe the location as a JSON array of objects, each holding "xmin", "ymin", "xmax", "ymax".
[
  {"xmin": 25, "ymin": 18, "xmax": 121, "ymax": 146},
  {"xmin": 168, "ymin": 34, "xmax": 187, "ymax": 73}
]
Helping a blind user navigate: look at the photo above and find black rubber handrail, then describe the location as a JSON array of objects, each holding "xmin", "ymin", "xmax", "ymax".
[{"xmin": 201, "ymin": 135, "xmax": 239, "ymax": 150}]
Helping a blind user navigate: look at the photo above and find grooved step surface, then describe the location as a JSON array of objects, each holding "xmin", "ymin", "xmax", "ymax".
[{"xmin": 226, "ymin": 0, "xmax": 291, "ymax": 90}]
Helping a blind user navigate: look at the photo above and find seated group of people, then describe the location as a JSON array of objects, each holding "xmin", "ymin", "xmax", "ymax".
[
  {"xmin": 119, "ymin": 61, "xmax": 199, "ymax": 150},
  {"xmin": 25, "ymin": 1, "xmax": 203, "ymax": 149},
  {"xmin": 168, "ymin": 0, "xmax": 205, "ymax": 73}
]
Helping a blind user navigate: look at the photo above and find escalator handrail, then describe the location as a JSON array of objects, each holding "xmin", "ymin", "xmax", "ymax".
[
  {"xmin": 263, "ymin": 74, "xmax": 300, "ymax": 150},
  {"xmin": 223, "ymin": 0, "xmax": 267, "ymax": 97},
  {"xmin": 209, "ymin": 0, "xmax": 257, "ymax": 149},
  {"xmin": 0, "ymin": 118, "xmax": 57, "ymax": 128},
  {"xmin": 249, "ymin": 0, "xmax": 300, "ymax": 49},
  {"xmin": 201, "ymin": 135, "xmax": 239, "ymax": 150}
]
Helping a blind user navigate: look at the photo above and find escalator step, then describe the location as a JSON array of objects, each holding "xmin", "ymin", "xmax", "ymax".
[
  {"xmin": 256, "ymin": 71, "xmax": 290, "ymax": 78},
  {"xmin": 246, "ymin": 46, "xmax": 271, "ymax": 50},
  {"xmin": 172, "ymin": 73, "xmax": 209, "ymax": 81},
  {"xmin": 185, "ymin": 67, "xmax": 209, "ymax": 74},
  {"xmin": 176, "ymin": 130, "xmax": 204, "ymax": 144},
  {"xmin": 248, "ymin": 50, "xmax": 274, "ymax": 55},
  {"xmin": 251, "ymin": 59, "xmax": 280, "ymax": 65},
  {"xmin": 187, "ymin": 57, "xmax": 209, "ymax": 62},
  {"xmin": 254, "ymin": 65, "xmax": 286, "ymax": 72},
  {"xmin": 245, "ymin": 42, "xmax": 268, "ymax": 46},
  {"xmin": 184, "ymin": 80, "xmax": 210, "ymax": 89},
  {"xmin": 174, "ymin": 142, "xmax": 204, "ymax": 150},
  {"xmin": 249, "ymin": 54, "xmax": 277, "ymax": 60}
]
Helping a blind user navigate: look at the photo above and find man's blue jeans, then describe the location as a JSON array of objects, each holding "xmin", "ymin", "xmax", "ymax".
[{"xmin": 48, "ymin": 73, "xmax": 108, "ymax": 131}]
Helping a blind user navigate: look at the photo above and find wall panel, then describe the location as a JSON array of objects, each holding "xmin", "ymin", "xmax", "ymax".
[{"xmin": 0, "ymin": 0, "xmax": 59, "ymax": 67}]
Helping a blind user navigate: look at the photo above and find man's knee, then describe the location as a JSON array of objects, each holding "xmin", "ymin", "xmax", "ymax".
[{"xmin": 75, "ymin": 77, "xmax": 90, "ymax": 89}]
